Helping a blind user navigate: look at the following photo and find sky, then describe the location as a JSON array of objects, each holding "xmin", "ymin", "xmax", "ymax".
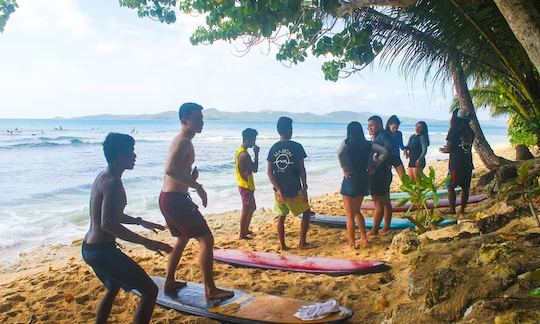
[{"xmin": 0, "ymin": 0, "xmax": 498, "ymax": 121}]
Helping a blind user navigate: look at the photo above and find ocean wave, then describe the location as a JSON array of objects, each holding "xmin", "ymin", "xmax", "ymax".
[{"xmin": 1, "ymin": 137, "xmax": 100, "ymax": 149}]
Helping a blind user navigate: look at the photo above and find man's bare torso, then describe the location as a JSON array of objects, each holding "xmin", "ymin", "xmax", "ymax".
[
  {"xmin": 162, "ymin": 133, "xmax": 195, "ymax": 193},
  {"xmin": 84, "ymin": 170, "xmax": 126, "ymax": 244}
]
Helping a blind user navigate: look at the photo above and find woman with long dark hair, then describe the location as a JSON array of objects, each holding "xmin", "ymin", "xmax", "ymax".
[
  {"xmin": 405, "ymin": 121, "xmax": 430, "ymax": 183},
  {"xmin": 367, "ymin": 116, "xmax": 393, "ymax": 237},
  {"xmin": 385, "ymin": 115, "xmax": 406, "ymax": 181},
  {"xmin": 440, "ymin": 109, "xmax": 474, "ymax": 214},
  {"xmin": 338, "ymin": 122, "xmax": 388, "ymax": 248}
]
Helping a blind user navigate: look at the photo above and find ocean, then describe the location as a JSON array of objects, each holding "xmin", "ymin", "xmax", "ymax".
[{"xmin": 0, "ymin": 118, "xmax": 508, "ymax": 262}]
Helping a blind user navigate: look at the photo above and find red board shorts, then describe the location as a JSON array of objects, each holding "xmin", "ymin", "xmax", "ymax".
[
  {"xmin": 159, "ymin": 191, "xmax": 211, "ymax": 238},
  {"xmin": 238, "ymin": 187, "xmax": 256, "ymax": 207}
]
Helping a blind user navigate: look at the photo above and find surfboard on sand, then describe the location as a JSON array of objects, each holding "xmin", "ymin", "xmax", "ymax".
[
  {"xmin": 306, "ymin": 215, "xmax": 456, "ymax": 229},
  {"xmin": 213, "ymin": 249, "xmax": 386, "ymax": 275},
  {"xmin": 364, "ymin": 188, "xmax": 462, "ymax": 200},
  {"xmin": 135, "ymin": 276, "xmax": 353, "ymax": 324},
  {"xmin": 360, "ymin": 194, "xmax": 487, "ymax": 212}
]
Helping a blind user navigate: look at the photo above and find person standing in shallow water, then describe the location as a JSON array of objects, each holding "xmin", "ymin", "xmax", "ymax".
[
  {"xmin": 267, "ymin": 117, "xmax": 312, "ymax": 250},
  {"xmin": 82, "ymin": 133, "xmax": 172, "ymax": 324},
  {"xmin": 235, "ymin": 128, "xmax": 259, "ymax": 239},
  {"xmin": 385, "ymin": 115, "xmax": 406, "ymax": 181},
  {"xmin": 159, "ymin": 102, "xmax": 234, "ymax": 300},
  {"xmin": 405, "ymin": 121, "xmax": 430, "ymax": 183},
  {"xmin": 338, "ymin": 122, "xmax": 388, "ymax": 249},
  {"xmin": 367, "ymin": 115, "xmax": 393, "ymax": 237},
  {"xmin": 440, "ymin": 109, "xmax": 474, "ymax": 214}
]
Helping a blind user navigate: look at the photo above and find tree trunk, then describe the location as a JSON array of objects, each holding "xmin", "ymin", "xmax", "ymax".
[
  {"xmin": 449, "ymin": 59, "xmax": 510, "ymax": 171},
  {"xmin": 493, "ymin": 0, "xmax": 540, "ymax": 74}
]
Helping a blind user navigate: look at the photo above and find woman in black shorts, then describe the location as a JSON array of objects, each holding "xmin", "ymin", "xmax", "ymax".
[
  {"xmin": 385, "ymin": 115, "xmax": 406, "ymax": 181},
  {"xmin": 405, "ymin": 121, "xmax": 430, "ymax": 183},
  {"xmin": 338, "ymin": 122, "xmax": 388, "ymax": 249},
  {"xmin": 367, "ymin": 116, "xmax": 393, "ymax": 237}
]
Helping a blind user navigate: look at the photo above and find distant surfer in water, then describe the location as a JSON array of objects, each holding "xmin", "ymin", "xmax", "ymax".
[
  {"xmin": 82, "ymin": 132, "xmax": 172, "ymax": 324},
  {"xmin": 159, "ymin": 102, "xmax": 234, "ymax": 300},
  {"xmin": 235, "ymin": 128, "xmax": 259, "ymax": 239}
]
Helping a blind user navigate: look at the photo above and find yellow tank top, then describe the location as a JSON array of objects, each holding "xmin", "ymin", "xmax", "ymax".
[{"xmin": 235, "ymin": 146, "xmax": 255, "ymax": 190}]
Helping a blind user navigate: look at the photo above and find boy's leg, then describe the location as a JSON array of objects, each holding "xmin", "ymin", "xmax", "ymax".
[
  {"xmin": 299, "ymin": 210, "xmax": 311, "ymax": 249},
  {"xmin": 196, "ymin": 233, "xmax": 234, "ymax": 300},
  {"xmin": 134, "ymin": 280, "xmax": 159, "ymax": 324},
  {"xmin": 96, "ymin": 285, "xmax": 120, "ymax": 324},
  {"xmin": 165, "ymin": 236, "xmax": 189, "ymax": 292},
  {"xmin": 275, "ymin": 215, "xmax": 289, "ymax": 250},
  {"xmin": 368, "ymin": 195, "xmax": 384, "ymax": 237}
]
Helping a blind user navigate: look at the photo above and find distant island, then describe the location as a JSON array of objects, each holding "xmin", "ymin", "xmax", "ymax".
[{"xmin": 74, "ymin": 108, "xmax": 504, "ymax": 126}]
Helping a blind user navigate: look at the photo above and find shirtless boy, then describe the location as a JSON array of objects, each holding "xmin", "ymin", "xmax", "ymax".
[
  {"xmin": 159, "ymin": 102, "xmax": 234, "ymax": 300},
  {"xmin": 82, "ymin": 133, "xmax": 172, "ymax": 324}
]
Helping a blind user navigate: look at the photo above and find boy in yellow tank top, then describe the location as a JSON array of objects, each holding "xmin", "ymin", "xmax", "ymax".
[{"xmin": 235, "ymin": 128, "xmax": 259, "ymax": 239}]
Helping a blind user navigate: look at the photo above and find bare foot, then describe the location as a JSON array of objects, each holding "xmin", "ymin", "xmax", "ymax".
[
  {"xmin": 367, "ymin": 230, "xmax": 379, "ymax": 239},
  {"xmin": 206, "ymin": 288, "xmax": 234, "ymax": 301},
  {"xmin": 164, "ymin": 280, "xmax": 187, "ymax": 293},
  {"xmin": 356, "ymin": 236, "xmax": 368, "ymax": 245},
  {"xmin": 299, "ymin": 242, "xmax": 315, "ymax": 250},
  {"xmin": 239, "ymin": 233, "xmax": 253, "ymax": 240},
  {"xmin": 280, "ymin": 245, "xmax": 290, "ymax": 251},
  {"xmin": 380, "ymin": 228, "xmax": 392, "ymax": 236},
  {"xmin": 347, "ymin": 243, "xmax": 357, "ymax": 250},
  {"xmin": 448, "ymin": 209, "xmax": 456, "ymax": 215}
]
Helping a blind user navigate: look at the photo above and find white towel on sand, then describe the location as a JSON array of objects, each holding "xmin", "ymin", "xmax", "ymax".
[{"xmin": 293, "ymin": 299, "xmax": 341, "ymax": 321}]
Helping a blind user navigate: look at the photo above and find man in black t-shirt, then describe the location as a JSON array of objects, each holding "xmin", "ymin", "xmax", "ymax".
[
  {"xmin": 440, "ymin": 108, "xmax": 474, "ymax": 214},
  {"xmin": 267, "ymin": 117, "xmax": 312, "ymax": 250}
]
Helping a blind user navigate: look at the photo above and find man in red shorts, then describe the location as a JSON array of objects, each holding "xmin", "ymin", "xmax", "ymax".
[
  {"xmin": 234, "ymin": 128, "xmax": 259, "ymax": 239},
  {"xmin": 159, "ymin": 102, "xmax": 234, "ymax": 301}
]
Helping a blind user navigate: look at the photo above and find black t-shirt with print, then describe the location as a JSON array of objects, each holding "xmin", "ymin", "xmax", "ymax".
[{"xmin": 267, "ymin": 140, "xmax": 307, "ymax": 198}]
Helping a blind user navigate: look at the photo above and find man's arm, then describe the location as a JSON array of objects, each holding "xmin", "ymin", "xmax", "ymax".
[
  {"xmin": 165, "ymin": 139, "xmax": 201, "ymax": 190},
  {"xmin": 298, "ymin": 158, "xmax": 308, "ymax": 191},
  {"xmin": 121, "ymin": 214, "xmax": 166, "ymax": 233},
  {"xmin": 267, "ymin": 161, "xmax": 283, "ymax": 202},
  {"xmin": 238, "ymin": 152, "xmax": 256, "ymax": 180},
  {"xmin": 101, "ymin": 180, "xmax": 169, "ymax": 253}
]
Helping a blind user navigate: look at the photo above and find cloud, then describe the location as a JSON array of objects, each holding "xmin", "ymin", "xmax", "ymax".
[
  {"xmin": 7, "ymin": 0, "xmax": 94, "ymax": 39},
  {"xmin": 95, "ymin": 41, "xmax": 123, "ymax": 54}
]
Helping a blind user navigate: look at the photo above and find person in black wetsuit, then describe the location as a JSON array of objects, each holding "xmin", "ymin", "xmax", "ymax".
[
  {"xmin": 405, "ymin": 121, "xmax": 430, "ymax": 183},
  {"xmin": 338, "ymin": 122, "xmax": 388, "ymax": 249},
  {"xmin": 440, "ymin": 109, "xmax": 474, "ymax": 214}
]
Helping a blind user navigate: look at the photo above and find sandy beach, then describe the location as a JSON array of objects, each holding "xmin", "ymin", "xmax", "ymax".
[{"xmin": 1, "ymin": 144, "xmax": 539, "ymax": 323}]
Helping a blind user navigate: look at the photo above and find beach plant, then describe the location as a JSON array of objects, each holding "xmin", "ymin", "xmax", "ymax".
[
  {"xmin": 396, "ymin": 166, "xmax": 449, "ymax": 233},
  {"xmin": 500, "ymin": 160, "xmax": 540, "ymax": 227}
]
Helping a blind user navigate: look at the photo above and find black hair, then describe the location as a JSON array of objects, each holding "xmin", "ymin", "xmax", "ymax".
[
  {"xmin": 416, "ymin": 121, "xmax": 430, "ymax": 146},
  {"xmin": 368, "ymin": 115, "xmax": 384, "ymax": 135},
  {"xmin": 385, "ymin": 115, "xmax": 401, "ymax": 132},
  {"xmin": 242, "ymin": 128, "xmax": 258, "ymax": 141},
  {"xmin": 346, "ymin": 121, "xmax": 367, "ymax": 144},
  {"xmin": 103, "ymin": 132, "xmax": 135, "ymax": 164},
  {"xmin": 276, "ymin": 116, "xmax": 293, "ymax": 136},
  {"xmin": 178, "ymin": 102, "xmax": 203, "ymax": 121}
]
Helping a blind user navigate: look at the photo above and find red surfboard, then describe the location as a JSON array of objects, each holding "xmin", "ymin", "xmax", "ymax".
[
  {"xmin": 360, "ymin": 194, "xmax": 487, "ymax": 212},
  {"xmin": 213, "ymin": 249, "xmax": 386, "ymax": 275}
]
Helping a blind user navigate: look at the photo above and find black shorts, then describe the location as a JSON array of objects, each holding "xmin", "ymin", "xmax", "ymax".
[
  {"xmin": 447, "ymin": 169, "xmax": 472, "ymax": 190},
  {"xmin": 409, "ymin": 157, "xmax": 426, "ymax": 168},
  {"xmin": 340, "ymin": 174, "xmax": 369, "ymax": 197},
  {"xmin": 368, "ymin": 167, "xmax": 392, "ymax": 196},
  {"xmin": 389, "ymin": 154, "xmax": 403, "ymax": 167},
  {"xmin": 82, "ymin": 241, "xmax": 154, "ymax": 292}
]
